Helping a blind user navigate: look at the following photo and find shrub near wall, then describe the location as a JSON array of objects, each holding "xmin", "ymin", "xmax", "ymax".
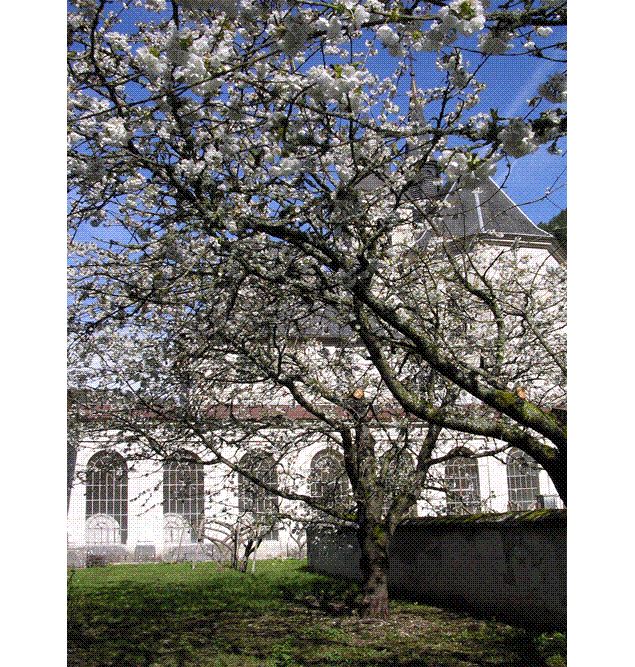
[{"xmin": 307, "ymin": 510, "xmax": 566, "ymax": 630}]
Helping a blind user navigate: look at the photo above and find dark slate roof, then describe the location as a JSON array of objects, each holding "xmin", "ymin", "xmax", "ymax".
[
  {"xmin": 356, "ymin": 172, "xmax": 385, "ymax": 192},
  {"xmin": 295, "ymin": 307, "xmax": 354, "ymax": 339},
  {"xmin": 298, "ymin": 313, "xmax": 352, "ymax": 338},
  {"xmin": 356, "ymin": 169, "xmax": 549, "ymax": 243},
  {"xmin": 415, "ymin": 177, "xmax": 551, "ymax": 242},
  {"xmin": 298, "ymin": 175, "xmax": 554, "ymax": 338}
]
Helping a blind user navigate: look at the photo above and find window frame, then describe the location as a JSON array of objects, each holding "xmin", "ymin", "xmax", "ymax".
[
  {"xmin": 85, "ymin": 450, "xmax": 128, "ymax": 545},
  {"xmin": 444, "ymin": 448, "xmax": 481, "ymax": 515},
  {"xmin": 163, "ymin": 451, "xmax": 205, "ymax": 543},
  {"xmin": 309, "ymin": 449, "xmax": 350, "ymax": 508},
  {"xmin": 506, "ymin": 448, "xmax": 541, "ymax": 511},
  {"xmin": 237, "ymin": 453, "xmax": 280, "ymax": 541}
]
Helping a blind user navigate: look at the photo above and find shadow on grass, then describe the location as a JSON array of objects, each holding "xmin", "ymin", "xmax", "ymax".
[{"xmin": 68, "ymin": 561, "xmax": 554, "ymax": 667}]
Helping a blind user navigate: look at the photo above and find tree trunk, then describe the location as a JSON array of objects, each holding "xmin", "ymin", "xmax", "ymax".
[
  {"xmin": 239, "ymin": 538, "xmax": 254, "ymax": 573},
  {"xmin": 67, "ymin": 438, "xmax": 77, "ymax": 512},
  {"xmin": 542, "ymin": 454, "xmax": 567, "ymax": 505},
  {"xmin": 250, "ymin": 542, "xmax": 258, "ymax": 574},
  {"xmin": 230, "ymin": 528, "xmax": 239, "ymax": 570},
  {"xmin": 357, "ymin": 524, "xmax": 390, "ymax": 618}
]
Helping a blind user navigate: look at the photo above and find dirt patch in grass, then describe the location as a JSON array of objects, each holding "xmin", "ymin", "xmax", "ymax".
[{"xmin": 68, "ymin": 560, "xmax": 561, "ymax": 667}]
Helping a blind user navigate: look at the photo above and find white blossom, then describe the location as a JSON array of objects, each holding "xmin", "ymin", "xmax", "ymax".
[
  {"xmin": 101, "ymin": 118, "xmax": 131, "ymax": 147},
  {"xmin": 353, "ymin": 6, "xmax": 370, "ymax": 30},
  {"xmin": 105, "ymin": 32, "xmax": 130, "ymax": 52},
  {"xmin": 165, "ymin": 30, "xmax": 192, "ymax": 66},
  {"xmin": 136, "ymin": 47, "xmax": 167, "ymax": 79},
  {"xmin": 415, "ymin": 26, "xmax": 451, "ymax": 52},
  {"xmin": 204, "ymin": 146, "xmax": 223, "ymax": 167},
  {"xmin": 467, "ymin": 112, "xmax": 491, "ymax": 137},
  {"xmin": 479, "ymin": 30, "xmax": 514, "ymax": 55},
  {"xmin": 366, "ymin": 0, "xmax": 384, "ymax": 13},
  {"xmin": 376, "ymin": 24, "xmax": 398, "ymax": 46},
  {"xmin": 270, "ymin": 157, "xmax": 303, "ymax": 178},
  {"xmin": 437, "ymin": 53, "xmax": 470, "ymax": 88},
  {"xmin": 538, "ymin": 72, "xmax": 567, "ymax": 103},
  {"xmin": 438, "ymin": 0, "xmax": 486, "ymax": 36},
  {"xmin": 326, "ymin": 17, "xmax": 343, "ymax": 41},
  {"xmin": 440, "ymin": 150, "xmax": 497, "ymax": 187},
  {"xmin": 179, "ymin": 0, "xmax": 239, "ymax": 15},
  {"xmin": 314, "ymin": 17, "xmax": 330, "ymax": 32},
  {"xmin": 174, "ymin": 159, "xmax": 206, "ymax": 179},
  {"xmin": 498, "ymin": 119, "xmax": 539, "ymax": 158},
  {"xmin": 306, "ymin": 65, "xmax": 369, "ymax": 105},
  {"xmin": 143, "ymin": 0, "xmax": 166, "ymax": 10},
  {"xmin": 280, "ymin": 15, "xmax": 311, "ymax": 55},
  {"xmin": 375, "ymin": 25, "xmax": 405, "ymax": 56}
]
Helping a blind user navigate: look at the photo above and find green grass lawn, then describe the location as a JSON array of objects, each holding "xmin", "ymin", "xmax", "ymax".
[{"xmin": 68, "ymin": 559, "xmax": 565, "ymax": 667}]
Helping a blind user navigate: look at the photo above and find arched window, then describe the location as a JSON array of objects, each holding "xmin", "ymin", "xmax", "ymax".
[
  {"xmin": 164, "ymin": 514, "xmax": 195, "ymax": 544},
  {"xmin": 309, "ymin": 450, "xmax": 350, "ymax": 512},
  {"xmin": 86, "ymin": 451, "xmax": 128, "ymax": 544},
  {"xmin": 445, "ymin": 449, "xmax": 481, "ymax": 515},
  {"xmin": 238, "ymin": 453, "xmax": 279, "ymax": 540},
  {"xmin": 86, "ymin": 514, "xmax": 121, "ymax": 545},
  {"xmin": 163, "ymin": 452, "xmax": 205, "ymax": 543},
  {"xmin": 507, "ymin": 448, "xmax": 541, "ymax": 511},
  {"xmin": 382, "ymin": 451, "xmax": 418, "ymax": 518}
]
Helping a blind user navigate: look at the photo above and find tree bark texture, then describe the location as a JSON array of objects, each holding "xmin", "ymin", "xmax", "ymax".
[
  {"xmin": 357, "ymin": 523, "xmax": 390, "ymax": 619},
  {"xmin": 542, "ymin": 452, "xmax": 567, "ymax": 505}
]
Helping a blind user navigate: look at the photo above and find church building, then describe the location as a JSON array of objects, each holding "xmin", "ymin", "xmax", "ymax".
[{"xmin": 67, "ymin": 179, "xmax": 565, "ymax": 567}]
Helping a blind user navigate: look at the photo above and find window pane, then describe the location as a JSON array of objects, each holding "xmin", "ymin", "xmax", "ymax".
[
  {"xmin": 86, "ymin": 451, "xmax": 128, "ymax": 544},
  {"xmin": 163, "ymin": 454, "xmax": 205, "ymax": 543},
  {"xmin": 507, "ymin": 448, "xmax": 541, "ymax": 511},
  {"xmin": 445, "ymin": 451, "xmax": 480, "ymax": 515},
  {"xmin": 309, "ymin": 450, "xmax": 350, "ymax": 513},
  {"xmin": 238, "ymin": 454, "xmax": 279, "ymax": 540}
]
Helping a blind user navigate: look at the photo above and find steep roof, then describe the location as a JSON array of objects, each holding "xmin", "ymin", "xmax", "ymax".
[
  {"xmin": 298, "ymin": 175, "xmax": 557, "ymax": 338},
  {"xmin": 297, "ymin": 308, "xmax": 352, "ymax": 339},
  {"xmin": 416, "ymin": 177, "xmax": 551, "ymax": 242},
  {"xmin": 360, "ymin": 170, "xmax": 553, "ymax": 246}
]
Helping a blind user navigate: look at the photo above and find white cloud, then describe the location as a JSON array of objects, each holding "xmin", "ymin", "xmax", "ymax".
[{"xmin": 503, "ymin": 59, "xmax": 555, "ymax": 118}]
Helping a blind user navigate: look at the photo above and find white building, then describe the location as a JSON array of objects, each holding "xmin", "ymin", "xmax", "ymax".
[{"xmin": 67, "ymin": 179, "xmax": 565, "ymax": 566}]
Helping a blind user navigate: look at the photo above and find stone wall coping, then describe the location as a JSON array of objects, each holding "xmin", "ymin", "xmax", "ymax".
[{"xmin": 307, "ymin": 509, "xmax": 566, "ymax": 534}]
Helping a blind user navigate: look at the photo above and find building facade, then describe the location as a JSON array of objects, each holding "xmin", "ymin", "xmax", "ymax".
[{"xmin": 67, "ymin": 179, "xmax": 565, "ymax": 566}]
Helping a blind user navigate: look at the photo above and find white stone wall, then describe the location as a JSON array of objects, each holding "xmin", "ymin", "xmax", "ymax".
[{"xmin": 68, "ymin": 428, "xmax": 564, "ymax": 563}]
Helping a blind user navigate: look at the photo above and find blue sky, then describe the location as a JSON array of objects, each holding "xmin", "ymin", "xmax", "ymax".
[
  {"xmin": 385, "ymin": 38, "xmax": 567, "ymax": 224},
  {"xmin": 312, "ymin": 13, "xmax": 567, "ymax": 224},
  {"xmin": 479, "ymin": 55, "xmax": 566, "ymax": 223}
]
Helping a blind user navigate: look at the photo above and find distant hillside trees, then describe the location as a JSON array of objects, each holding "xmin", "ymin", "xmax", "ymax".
[{"xmin": 539, "ymin": 210, "xmax": 567, "ymax": 248}]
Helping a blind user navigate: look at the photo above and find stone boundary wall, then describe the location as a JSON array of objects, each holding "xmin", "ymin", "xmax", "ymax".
[
  {"xmin": 307, "ymin": 510, "xmax": 566, "ymax": 630},
  {"xmin": 67, "ymin": 541, "xmax": 304, "ymax": 568},
  {"xmin": 67, "ymin": 543, "xmax": 231, "ymax": 568}
]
